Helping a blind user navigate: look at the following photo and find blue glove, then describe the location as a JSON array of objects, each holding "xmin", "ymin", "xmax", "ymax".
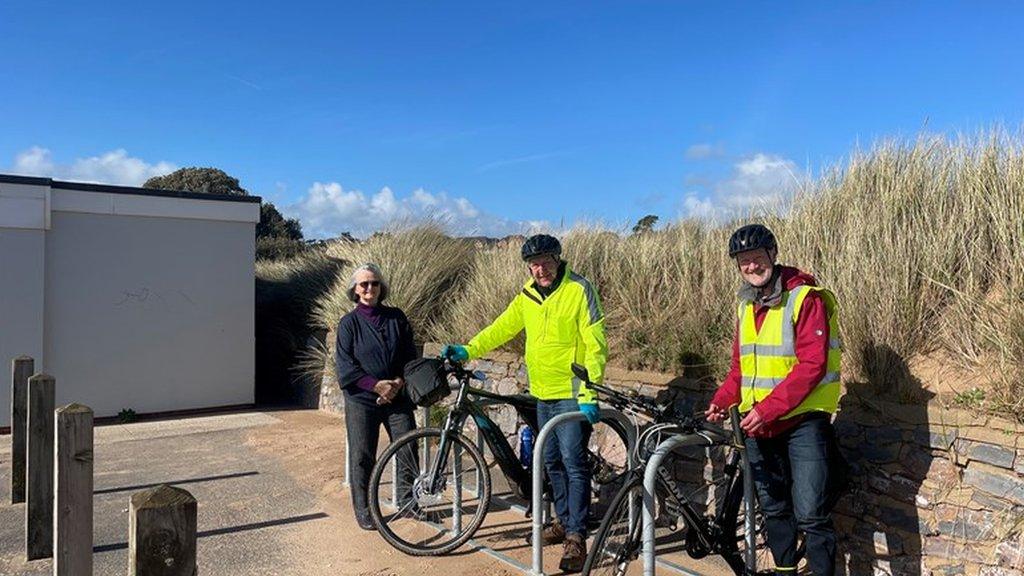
[
  {"xmin": 441, "ymin": 344, "xmax": 469, "ymax": 362},
  {"xmin": 578, "ymin": 402, "xmax": 600, "ymax": 424}
]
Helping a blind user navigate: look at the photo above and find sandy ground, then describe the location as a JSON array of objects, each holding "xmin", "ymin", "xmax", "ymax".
[
  {"xmin": 244, "ymin": 410, "xmax": 751, "ymax": 576},
  {"xmin": 243, "ymin": 409, "xmax": 522, "ymax": 576}
]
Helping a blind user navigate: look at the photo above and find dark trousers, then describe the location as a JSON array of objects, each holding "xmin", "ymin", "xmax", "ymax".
[
  {"xmin": 745, "ymin": 415, "xmax": 837, "ymax": 576},
  {"xmin": 344, "ymin": 398, "xmax": 416, "ymax": 517}
]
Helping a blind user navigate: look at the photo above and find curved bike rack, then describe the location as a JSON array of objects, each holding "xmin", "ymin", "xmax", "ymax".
[
  {"xmin": 641, "ymin": 432, "xmax": 757, "ymax": 576},
  {"xmin": 529, "ymin": 409, "xmax": 637, "ymax": 576}
]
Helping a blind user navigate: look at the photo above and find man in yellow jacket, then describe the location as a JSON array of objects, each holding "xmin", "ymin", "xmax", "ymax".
[{"xmin": 443, "ymin": 234, "xmax": 607, "ymax": 573}]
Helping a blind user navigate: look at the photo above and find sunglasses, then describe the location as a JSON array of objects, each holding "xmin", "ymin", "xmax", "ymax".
[{"xmin": 358, "ymin": 280, "xmax": 381, "ymax": 289}]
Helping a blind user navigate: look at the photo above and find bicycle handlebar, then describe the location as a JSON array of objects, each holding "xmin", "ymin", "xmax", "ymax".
[
  {"xmin": 438, "ymin": 356, "xmax": 481, "ymax": 380},
  {"xmin": 573, "ymin": 363, "xmax": 739, "ymax": 439}
]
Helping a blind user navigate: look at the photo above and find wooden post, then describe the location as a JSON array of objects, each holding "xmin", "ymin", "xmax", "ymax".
[
  {"xmin": 10, "ymin": 356, "xmax": 33, "ymax": 504},
  {"xmin": 25, "ymin": 373, "xmax": 54, "ymax": 560},
  {"xmin": 129, "ymin": 485, "xmax": 197, "ymax": 576},
  {"xmin": 55, "ymin": 403, "xmax": 93, "ymax": 576}
]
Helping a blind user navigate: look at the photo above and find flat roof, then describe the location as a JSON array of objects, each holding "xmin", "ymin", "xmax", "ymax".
[{"xmin": 0, "ymin": 173, "xmax": 262, "ymax": 204}]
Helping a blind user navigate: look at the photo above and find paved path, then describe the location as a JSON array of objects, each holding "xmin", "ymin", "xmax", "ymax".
[{"xmin": 0, "ymin": 409, "xmax": 515, "ymax": 576}]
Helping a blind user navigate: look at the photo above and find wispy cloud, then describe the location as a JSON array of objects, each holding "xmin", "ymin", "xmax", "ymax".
[
  {"xmin": 476, "ymin": 149, "xmax": 572, "ymax": 173},
  {"xmin": 10, "ymin": 146, "xmax": 177, "ymax": 186},
  {"xmin": 681, "ymin": 153, "xmax": 803, "ymax": 220},
  {"xmin": 226, "ymin": 74, "xmax": 263, "ymax": 90},
  {"xmin": 684, "ymin": 142, "xmax": 726, "ymax": 160},
  {"xmin": 286, "ymin": 182, "xmax": 546, "ymax": 239}
]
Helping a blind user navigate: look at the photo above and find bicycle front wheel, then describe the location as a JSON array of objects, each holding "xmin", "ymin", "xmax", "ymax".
[
  {"xmin": 583, "ymin": 475, "xmax": 644, "ymax": 576},
  {"xmin": 368, "ymin": 427, "xmax": 491, "ymax": 556},
  {"xmin": 718, "ymin": 468, "xmax": 773, "ymax": 575}
]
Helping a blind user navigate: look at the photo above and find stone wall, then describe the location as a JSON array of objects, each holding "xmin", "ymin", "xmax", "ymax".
[{"xmin": 318, "ymin": 344, "xmax": 1024, "ymax": 575}]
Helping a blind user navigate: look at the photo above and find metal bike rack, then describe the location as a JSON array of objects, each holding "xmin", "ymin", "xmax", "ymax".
[
  {"xmin": 529, "ymin": 409, "xmax": 636, "ymax": 576},
  {"xmin": 641, "ymin": 433, "xmax": 757, "ymax": 576}
]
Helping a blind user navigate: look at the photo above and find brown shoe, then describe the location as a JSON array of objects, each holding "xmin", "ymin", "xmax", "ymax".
[
  {"xmin": 527, "ymin": 520, "xmax": 566, "ymax": 545},
  {"xmin": 559, "ymin": 533, "xmax": 587, "ymax": 573}
]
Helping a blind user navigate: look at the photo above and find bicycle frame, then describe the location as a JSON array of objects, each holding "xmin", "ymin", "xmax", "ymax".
[
  {"xmin": 655, "ymin": 441, "xmax": 747, "ymax": 567},
  {"xmin": 426, "ymin": 371, "xmax": 539, "ymax": 500}
]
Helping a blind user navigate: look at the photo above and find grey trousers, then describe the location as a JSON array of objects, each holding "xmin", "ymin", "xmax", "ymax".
[{"xmin": 344, "ymin": 399, "xmax": 416, "ymax": 517}]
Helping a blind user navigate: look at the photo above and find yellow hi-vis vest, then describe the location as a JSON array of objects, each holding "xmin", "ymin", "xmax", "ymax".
[{"xmin": 738, "ymin": 285, "xmax": 841, "ymax": 419}]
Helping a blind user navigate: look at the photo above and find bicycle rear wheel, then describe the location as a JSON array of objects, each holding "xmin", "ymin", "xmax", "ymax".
[
  {"xmin": 368, "ymin": 427, "xmax": 491, "ymax": 556},
  {"xmin": 583, "ymin": 475, "xmax": 644, "ymax": 576}
]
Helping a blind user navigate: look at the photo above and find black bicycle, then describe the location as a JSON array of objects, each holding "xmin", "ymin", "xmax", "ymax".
[
  {"xmin": 367, "ymin": 358, "xmax": 630, "ymax": 556},
  {"xmin": 572, "ymin": 363, "xmax": 773, "ymax": 576}
]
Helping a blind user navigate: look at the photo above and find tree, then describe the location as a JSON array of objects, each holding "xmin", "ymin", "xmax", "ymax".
[
  {"xmin": 258, "ymin": 203, "xmax": 303, "ymax": 241},
  {"xmin": 145, "ymin": 166, "xmax": 306, "ymax": 260},
  {"xmin": 143, "ymin": 167, "xmax": 248, "ymax": 196},
  {"xmin": 632, "ymin": 214, "xmax": 659, "ymax": 235}
]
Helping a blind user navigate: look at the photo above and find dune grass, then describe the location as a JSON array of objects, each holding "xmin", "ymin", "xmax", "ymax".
[{"xmin": 261, "ymin": 130, "xmax": 1024, "ymax": 417}]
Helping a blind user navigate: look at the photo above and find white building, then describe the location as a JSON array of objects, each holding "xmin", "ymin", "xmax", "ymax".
[{"xmin": 0, "ymin": 174, "xmax": 260, "ymax": 427}]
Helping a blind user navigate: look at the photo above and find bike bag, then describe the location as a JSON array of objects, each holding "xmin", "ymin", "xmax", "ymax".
[{"xmin": 403, "ymin": 357, "xmax": 452, "ymax": 407}]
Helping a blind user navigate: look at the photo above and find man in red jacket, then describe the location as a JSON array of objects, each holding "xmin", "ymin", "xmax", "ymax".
[{"xmin": 705, "ymin": 224, "xmax": 841, "ymax": 576}]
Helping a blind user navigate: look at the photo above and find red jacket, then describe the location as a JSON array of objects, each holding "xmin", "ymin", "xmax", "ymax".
[{"xmin": 710, "ymin": 265, "xmax": 831, "ymax": 438}]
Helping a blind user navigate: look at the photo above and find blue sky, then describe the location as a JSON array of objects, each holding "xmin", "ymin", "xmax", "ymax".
[{"xmin": 3, "ymin": 1, "xmax": 1022, "ymax": 238}]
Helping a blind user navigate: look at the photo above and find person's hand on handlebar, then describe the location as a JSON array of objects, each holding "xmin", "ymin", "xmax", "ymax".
[
  {"xmin": 704, "ymin": 402, "xmax": 728, "ymax": 423},
  {"xmin": 739, "ymin": 408, "xmax": 765, "ymax": 435},
  {"xmin": 440, "ymin": 344, "xmax": 469, "ymax": 362}
]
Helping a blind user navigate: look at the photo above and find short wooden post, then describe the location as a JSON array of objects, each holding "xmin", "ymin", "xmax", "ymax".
[
  {"xmin": 10, "ymin": 356, "xmax": 34, "ymax": 504},
  {"xmin": 129, "ymin": 485, "xmax": 198, "ymax": 576},
  {"xmin": 55, "ymin": 403, "xmax": 93, "ymax": 576},
  {"xmin": 25, "ymin": 373, "xmax": 54, "ymax": 561}
]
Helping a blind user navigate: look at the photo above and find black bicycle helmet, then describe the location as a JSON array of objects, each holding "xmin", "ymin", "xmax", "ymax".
[
  {"xmin": 521, "ymin": 234, "xmax": 562, "ymax": 261},
  {"xmin": 728, "ymin": 224, "xmax": 777, "ymax": 257}
]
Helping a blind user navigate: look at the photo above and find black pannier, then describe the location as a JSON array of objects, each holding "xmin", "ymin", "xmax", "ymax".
[{"xmin": 403, "ymin": 357, "xmax": 451, "ymax": 407}]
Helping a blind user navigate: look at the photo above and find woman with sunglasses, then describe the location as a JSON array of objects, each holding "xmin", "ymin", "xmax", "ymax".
[{"xmin": 334, "ymin": 263, "xmax": 418, "ymax": 530}]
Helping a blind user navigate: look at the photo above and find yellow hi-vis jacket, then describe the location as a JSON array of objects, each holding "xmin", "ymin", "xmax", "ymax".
[
  {"xmin": 738, "ymin": 285, "xmax": 842, "ymax": 418},
  {"xmin": 465, "ymin": 264, "xmax": 607, "ymax": 403}
]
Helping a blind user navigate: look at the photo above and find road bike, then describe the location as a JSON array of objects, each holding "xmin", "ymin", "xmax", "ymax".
[{"xmin": 367, "ymin": 358, "xmax": 630, "ymax": 556}]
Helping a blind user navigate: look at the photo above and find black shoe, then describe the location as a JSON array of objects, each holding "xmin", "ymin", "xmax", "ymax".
[{"xmin": 356, "ymin": 513, "xmax": 377, "ymax": 531}]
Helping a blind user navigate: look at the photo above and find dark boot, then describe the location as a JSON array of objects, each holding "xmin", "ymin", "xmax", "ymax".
[
  {"xmin": 559, "ymin": 533, "xmax": 587, "ymax": 573},
  {"xmin": 526, "ymin": 519, "xmax": 566, "ymax": 545}
]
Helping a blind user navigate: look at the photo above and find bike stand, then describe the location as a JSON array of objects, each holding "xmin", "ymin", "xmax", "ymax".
[{"xmin": 525, "ymin": 410, "xmax": 712, "ymax": 576}]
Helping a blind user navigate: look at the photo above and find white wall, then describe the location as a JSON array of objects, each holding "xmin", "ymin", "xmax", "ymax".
[
  {"xmin": 0, "ymin": 176, "xmax": 259, "ymax": 427},
  {"xmin": 0, "ymin": 229, "xmax": 46, "ymax": 426},
  {"xmin": 0, "ymin": 181, "xmax": 47, "ymax": 428},
  {"xmin": 43, "ymin": 211, "xmax": 256, "ymax": 418}
]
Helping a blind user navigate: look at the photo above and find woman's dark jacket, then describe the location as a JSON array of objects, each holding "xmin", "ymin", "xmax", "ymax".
[{"xmin": 334, "ymin": 304, "xmax": 418, "ymax": 408}]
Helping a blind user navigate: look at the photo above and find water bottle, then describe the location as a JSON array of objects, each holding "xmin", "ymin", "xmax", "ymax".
[{"xmin": 518, "ymin": 425, "xmax": 534, "ymax": 468}]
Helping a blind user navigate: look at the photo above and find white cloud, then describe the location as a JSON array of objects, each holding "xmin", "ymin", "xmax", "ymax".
[
  {"xmin": 11, "ymin": 146, "xmax": 177, "ymax": 186},
  {"xmin": 681, "ymin": 153, "xmax": 802, "ymax": 221},
  {"xmin": 287, "ymin": 182, "xmax": 541, "ymax": 239},
  {"xmin": 684, "ymin": 143, "xmax": 726, "ymax": 160}
]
